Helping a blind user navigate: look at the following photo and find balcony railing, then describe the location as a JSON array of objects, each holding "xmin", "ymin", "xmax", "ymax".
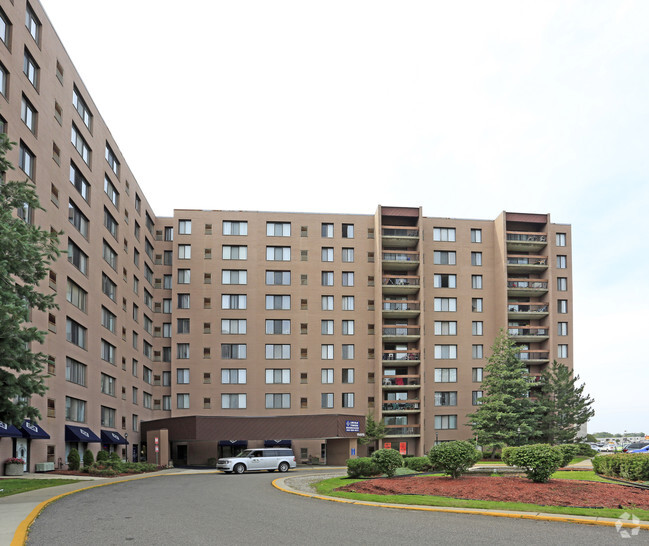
[
  {"xmin": 382, "ymin": 227, "xmax": 419, "ymax": 238},
  {"xmin": 385, "ymin": 425, "xmax": 420, "ymax": 436},
  {"xmin": 506, "ymin": 232, "xmax": 547, "ymax": 243},
  {"xmin": 382, "ymin": 326, "xmax": 420, "ymax": 336},
  {"xmin": 382, "ymin": 401, "xmax": 420, "ymax": 411},
  {"xmin": 382, "ymin": 351, "xmax": 420, "ymax": 361},
  {"xmin": 382, "ymin": 300, "xmax": 420, "ymax": 312},
  {"xmin": 382, "ymin": 375, "xmax": 420, "ymax": 386},
  {"xmin": 508, "ymin": 327, "xmax": 549, "ymax": 336},
  {"xmin": 507, "ymin": 255, "xmax": 547, "ymax": 266},
  {"xmin": 382, "ymin": 251, "xmax": 420, "ymax": 262},
  {"xmin": 507, "ymin": 280, "xmax": 548, "ymax": 290},
  {"xmin": 516, "ymin": 350, "xmax": 550, "ymax": 361},
  {"xmin": 508, "ymin": 303, "xmax": 549, "ymax": 313},
  {"xmin": 383, "ymin": 275, "xmax": 420, "ymax": 287}
]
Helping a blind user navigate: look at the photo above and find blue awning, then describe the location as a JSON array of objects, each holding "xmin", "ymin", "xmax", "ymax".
[
  {"xmin": 65, "ymin": 425, "xmax": 101, "ymax": 443},
  {"xmin": 218, "ymin": 440, "xmax": 247, "ymax": 447},
  {"xmin": 264, "ymin": 439, "xmax": 292, "ymax": 447},
  {"xmin": 21, "ymin": 421, "xmax": 50, "ymax": 439},
  {"xmin": 0, "ymin": 421, "xmax": 23, "ymax": 438},
  {"xmin": 101, "ymin": 430, "xmax": 128, "ymax": 445}
]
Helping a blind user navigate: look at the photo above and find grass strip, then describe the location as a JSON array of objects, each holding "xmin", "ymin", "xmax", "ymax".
[
  {"xmin": 0, "ymin": 478, "xmax": 82, "ymax": 497},
  {"xmin": 315, "ymin": 475, "xmax": 649, "ymax": 521}
]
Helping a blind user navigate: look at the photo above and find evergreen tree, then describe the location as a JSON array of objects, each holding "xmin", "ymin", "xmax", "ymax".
[
  {"xmin": 358, "ymin": 412, "xmax": 387, "ymax": 450},
  {"xmin": 536, "ymin": 360, "xmax": 595, "ymax": 444},
  {"xmin": 467, "ymin": 331, "xmax": 537, "ymax": 447},
  {"xmin": 0, "ymin": 134, "xmax": 60, "ymax": 425}
]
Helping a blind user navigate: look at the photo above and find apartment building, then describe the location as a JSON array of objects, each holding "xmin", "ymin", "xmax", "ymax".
[{"xmin": 0, "ymin": 1, "xmax": 572, "ymax": 471}]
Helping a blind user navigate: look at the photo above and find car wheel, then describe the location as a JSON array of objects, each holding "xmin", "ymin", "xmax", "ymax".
[
  {"xmin": 233, "ymin": 463, "xmax": 245, "ymax": 474},
  {"xmin": 278, "ymin": 462, "xmax": 289, "ymax": 473}
]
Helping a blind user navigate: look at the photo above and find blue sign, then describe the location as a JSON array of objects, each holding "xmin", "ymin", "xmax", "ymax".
[
  {"xmin": 351, "ymin": 448, "xmax": 356, "ymax": 456},
  {"xmin": 345, "ymin": 420, "xmax": 360, "ymax": 432}
]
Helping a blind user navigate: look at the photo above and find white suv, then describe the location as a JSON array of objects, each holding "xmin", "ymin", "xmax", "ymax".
[{"xmin": 217, "ymin": 448, "xmax": 296, "ymax": 474}]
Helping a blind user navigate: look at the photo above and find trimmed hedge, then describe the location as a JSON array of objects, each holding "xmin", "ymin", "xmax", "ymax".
[
  {"xmin": 68, "ymin": 448, "xmax": 80, "ymax": 471},
  {"xmin": 372, "ymin": 449, "xmax": 404, "ymax": 478},
  {"xmin": 403, "ymin": 456, "xmax": 435, "ymax": 472},
  {"xmin": 346, "ymin": 457, "xmax": 381, "ymax": 478},
  {"xmin": 502, "ymin": 444, "xmax": 563, "ymax": 483},
  {"xmin": 428, "ymin": 441, "xmax": 481, "ymax": 479},
  {"xmin": 557, "ymin": 444, "xmax": 579, "ymax": 467},
  {"xmin": 96, "ymin": 450, "xmax": 109, "ymax": 463},
  {"xmin": 83, "ymin": 449, "xmax": 94, "ymax": 468},
  {"xmin": 592, "ymin": 453, "xmax": 649, "ymax": 481}
]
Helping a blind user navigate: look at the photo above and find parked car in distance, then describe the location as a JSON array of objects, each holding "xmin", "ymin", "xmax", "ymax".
[
  {"xmin": 588, "ymin": 444, "xmax": 601, "ymax": 452},
  {"xmin": 602, "ymin": 443, "xmax": 618, "ymax": 452},
  {"xmin": 622, "ymin": 441, "xmax": 649, "ymax": 453},
  {"xmin": 627, "ymin": 443, "xmax": 649, "ymax": 454},
  {"xmin": 217, "ymin": 448, "xmax": 296, "ymax": 474}
]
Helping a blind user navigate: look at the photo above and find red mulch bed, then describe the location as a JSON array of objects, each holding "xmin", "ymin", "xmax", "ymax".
[{"xmin": 337, "ymin": 475, "xmax": 649, "ymax": 510}]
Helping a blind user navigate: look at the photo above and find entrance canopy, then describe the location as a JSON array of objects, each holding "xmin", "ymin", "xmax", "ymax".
[
  {"xmin": 65, "ymin": 425, "xmax": 101, "ymax": 443},
  {"xmin": 0, "ymin": 421, "xmax": 22, "ymax": 438},
  {"xmin": 101, "ymin": 430, "xmax": 128, "ymax": 445},
  {"xmin": 21, "ymin": 421, "xmax": 50, "ymax": 439},
  {"xmin": 264, "ymin": 439, "xmax": 292, "ymax": 447}
]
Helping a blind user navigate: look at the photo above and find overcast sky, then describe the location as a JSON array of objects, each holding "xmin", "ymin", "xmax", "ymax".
[{"xmin": 42, "ymin": 0, "xmax": 649, "ymax": 435}]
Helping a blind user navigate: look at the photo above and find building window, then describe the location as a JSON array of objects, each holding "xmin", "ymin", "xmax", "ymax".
[
  {"xmin": 178, "ymin": 244, "xmax": 191, "ymax": 260},
  {"xmin": 25, "ymin": 4, "xmax": 41, "ymax": 44},
  {"xmin": 321, "ymin": 369, "xmax": 334, "ymax": 384},
  {"xmin": 19, "ymin": 141, "xmax": 35, "ymax": 179},
  {"xmin": 321, "ymin": 223, "xmax": 334, "ymax": 238},
  {"xmin": 557, "ymin": 255, "xmax": 567, "ymax": 268},
  {"xmin": 556, "ymin": 233, "xmax": 567, "ymax": 247},
  {"xmin": 558, "ymin": 344, "xmax": 569, "ymax": 358},
  {"xmin": 66, "ymin": 318, "xmax": 87, "ymax": 349},
  {"xmin": 558, "ymin": 322, "xmax": 568, "ymax": 336},
  {"xmin": 221, "ymin": 394, "xmax": 247, "ymax": 409},
  {"xmin": 434, "ymin": 391, "xmax": 457, "ymax": 406},
  {"xmin": 101, "ymin": 273, "xmax": 116, "ymax": 301},
  {"xmin": 434, "ymin": 251, "xmax": 456, "ymax": 265},
  {"xmin": 267, "ymin": 222, "xmax": 290, "ymax": 237},
  {"xmin": 434, "ymin": 368, "xmax": 457, "ymax": 382},
  {"xmin": 471, "ymin": 252, "xmax": 482, "ymax": 266},
  {"xmin": 265, "ymin": 393, "xmax": 290, "ymax": 409},
  {"xmin": 222, "ymin": 294, "xmax": 246, "ymax": 310},
  {"xmin": 65, "ymin": 357, "xmax": 86, "ymax": 386},
  {"xmin": 321, "ymin": 247, "xmax": 334, "ymax": 262},
  {"xmin": 100, "ymin": 373, "xmax": 116, "ymax": 396},
  {"xmin": 265, "ymin": 295, "xmax": 290, "ymax": 310},
  {"xmin": 21, "ymin": 94, "xmax": 37, "ymax": 134},
  {"xmin": 221, "ymin": 319, "xmax": 246, "ymax": 334},
  {"xmin": 176, "ymin": 394, "xmax": 190, "ymax": 409},
  {"xmin": 0, "ymin": 62, "xmax": 7, "ymax": 98},
  {"xmin": 341, "ymin": 248, "xmax": 354, "ymax": 263},
  {"xmin": 434, "ymin": 321, "xmax": 457, "ymax": 336},
  {"xmin": 177, "ymin": 269, "xmax": 191, "ymax": 284},
  {"xmin": 265, "ymin": 344, "xmax": 290, "ymax": 359},
  {"xmin": 321, "ymin": 271, "xmax": 334, "ymax": 286},
  {"xmin": 68, "ymin": 201, "xmax": 89, "ymax": 238},
  {"xmin": 321, "ymin": 393, "xmax": 334, "ymax": 408},
  {"xmin": 100, "ymin": 307, "xmax": 116, "ymax": 334},
  {"xmin": 342, "ymin": 393, "xmax": 355, "ymax": 408},
  {"xmin": 266, "ymin": 319, "xmax": 290, "ymax": 335},
  {"xmin": 71, "ymin": 125, "xmax": 91, "ymax": 166},
  {"xmin": 265, "ymin": 369, "xmax": 290, "ymax": 384},
  {"xmin": 472, "ymin": 367, "xmax": 483, "ymax": 382},
  {"xmin": 104, "ymin": 176, "xmax": 119, "ymax": 208},
  {"xmin": 101, "ymin": 340, "xmax": 116, "ymax": 364},
  {"xmin": 472, "ymin": 391, "xmax": 484, "ymax": 405},
  {"xmin": 223, "ymin": 221, "xmax": 247, "ymax": 235},
  {"xmin": 342, "ymin": 320, "xmax": 354, "ymax": 335},
  {"xmin": 176, "ymin": 344, "xmax": 190, "ymax": 360},
  {"xmin": 558, "ymin": 299, "xmax": 568, "ymax": 314},
  {"xmin": 176, "ymin": 318, "xmax": 191, "ymax": 334},
  {"xmin": 342, "ymin": 272, "xmax": 354, "ymax": 287},
  {"xmin": 223, "ymin": 245, "xmax": 247, "ymax": 260},
  {"xmin": 434, "ymin": 345, "xmax": 457, "ymax": 359},
  {"xmin": 472, "ymin": 345, "xmax": 484, "ymax": 359},
  {"xmin": 68, "ymin": 239, "xmax": 88, "ymax": 275},
  {"xmin": 23, "ymin": 48, "xmax": 39, "ymax": 89},
  {"xmin": 222, "ymin": 369, "xmax": 247, "ymax": 384},
  {"xmin": 321, "ymin": 296, "xmax": 334, "ymax": 311},
  {"xmin": 342, "ymin": 296, "xmax": 355, "ymax": 311},
  {"xmin": 222, "ymin": 270, "xmax": 246, "ymax": 285},
  {"xmin": 321, "ymin": 345, "xmax": 334, "ymax": 360},
  {"xmin": 66, "ymin": 397, "xmax": 86, "ymax": 423},
  {"xmin": 73, "ymin": 87, "xmax": 93, "ymax": 130},
  {"xmin": 434, "ymin": 274, "xmax": 456, "ymax": 288},
  {"xmin": 103, "ymin": 240, "xmax": 117, "ymax": 270},
  {"xmin": 177, "ymin": 293, "xmax": 190, "ymax": 309},
  {"xmin": 0, "ymin": 9, "xmax": 10, "ymax": 48},
  {"xmin": 471, "ymin": 275, "xmax": 483, "ymax": 289},
  {"xmin": 104, "ymin": 208, "xmax": 118, "ymax": 239},
  {"xmin": 265, "ymin": 270, "xmax": 290, "ymax": 285},
  {"xmin": 435, "ymin": 415, "xmax": 457, "ymax": 430},
  {"xmin": 221, "ymin": 344, "xmax": 247, "ymax": 359},
  {"xmin": 472, "ymin": 321, "xmax": 483, "ymax": 336},
  {"xmin": 69, "ymin": 163, "xmax": 90, "ymax": 202},
  {"xmin": 342, "ymin": 344, "xmax": 355, "ymax": 360},
  {"xmin": 266, "ymin": 246, "xmax": 290, "ymax": 261},
  {"xmin": 434, "ymin": 298, "xmax": 457, "ymax": 312},
  {"xmin": 471, "ymin": 228, "xmax": 482, "ymax": 243},
  {"xmin": 472, "ymin": 298, "xmax": 483, "ymax": 313},
  {"xmin": 557, "ymin": 277, "xmax": 568, "ymax": 291},
  {"xmin": 342, "ymin": 224, "xmax": 354, "ymax": 238},
  {"xmin": 342, "ymin": 368, "xmax": 355, "ymax": 384},
  {"xmin": 105, "ymin": 143, "xmax": 120, "ymax": 176},
  {"xmin": 433, "ymin": 227, "xmax": 455, "ymax": 241},
  {"xmin": 321, "ymin": 320, "xmax": 333, "ymax": 335}
]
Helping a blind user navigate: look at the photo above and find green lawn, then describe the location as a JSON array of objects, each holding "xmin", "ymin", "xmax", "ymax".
[
  {"xmin": 0, "ymin": 478, "xmax": 82, "ymax": 497},
  {"xmin": 315, "ymin": 471, "xmax": 649, "ymax": 521}
]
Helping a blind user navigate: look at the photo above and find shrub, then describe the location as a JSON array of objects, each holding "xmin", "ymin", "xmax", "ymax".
[
  {"xmin": 371, "ymin": 449, "xmax": 404, "ymax": 478},
  {"xmin": 109, "ymin": 452, "xmax": 122, "ymax": 463},
  {"xmin": 502, "ymin": 444, "xmax": 563, "ymax": 483},
  {"xmin": 557, "ymin": 444, "xmax": 579, "ymax": 467},
  {"xmin": 403, "ymin": 456, "xmax": 435, "ymax": 473},
  {"xmin": 574, "ymin": 443, "xmax": 597, "ymax": 457},
  {"xmin": 88, "ymin": 464, "xmax": 118, "ymax": 477},
  {"xmin": 96, "ymin": 450, "xmax": 109, "ymax": 463},
  {"xmin": 346, "ymin": 457, "xmax": 381, "ymax": 478},
  {"xmin": 68, "ymin": 448, "xmax": 80, "ymax": 471},
  {"xmin": 593, "ymin": 453, "xmax": 649, "ymax": 481},
  {"xmin": 428, "ymin": 441, "xmax": 481, "ymax": 479},
  {"xmin": 83, "ymin": 449, "xmax": 94, "ymax": 468}
]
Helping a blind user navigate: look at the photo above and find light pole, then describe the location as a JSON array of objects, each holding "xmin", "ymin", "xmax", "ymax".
[{"xmin": 125, "ymin": 432, "xmax": 128, "ymax": 462}]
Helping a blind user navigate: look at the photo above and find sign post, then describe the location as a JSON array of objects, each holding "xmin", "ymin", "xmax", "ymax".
[{"xmin": 155, "ymin": 436, "xmax": 159, "ymax": 466}]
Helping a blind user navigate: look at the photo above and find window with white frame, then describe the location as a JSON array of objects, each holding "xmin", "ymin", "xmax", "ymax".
[
  {"xmin": 265, "ymin": 344, "xmax": 290, "ymax": 359},
  {"xmin": 556, "ymin": 233, "xmax": 566, "ymax": 246},
  {"xmin": 433, "ymin": 227, "xmax": 455, "ymax": 241},
  {"xmin": 105, "ymin": 143, "xmax": 119, "ymax": 176},
  {"xmin": 221, "ymin": 344, "xmax": 246, "ymax": 359},
  {"xmin": 178, "ymin": 244, "xmax": 191, "ymax": 259},
  {"xmin": 69, "ymin": 162, "xmax": 90, "ymax": 202},
  {"xmin": 21, "ymin": 94, "xmax": 37, "ymax": 134},
  {"xmin": 223, "ymin": 245, "xmax": 247, "ymax": 260},
  {"xmin": 265, "ymin": 369, "xmax": 290, "ymax": 384},
  {"xmin": 434, "ymin": 251, "xmax": 456, "ymax": 265},
  {"xmin": 434, "ymin": 321, "xmax": 457, "ymax": 336},
  {"xmin": 321, "ymin": 345, "xmax": 334, "ymax": 359},
  {"xmin": 266, "ymin": 393, "xmax": 290, "ymax": 409},
  {"xmin": 19, "ymin": 141, "xmax": 35, "ymax": 179},
  {"xmin": 434, "ymin": 368, "xmax": 457, "ymax": 382},
  {"xmin": 558, "ymin": 299, "xmax": 568, "ymax": 314},
  {"xmin": 222, "ymin": 369, "xmax": 247, "ymax": 384},
  {"xmin": 178, "ymin": 220, "xmax": 192, "ymax": 235},
  {"xmin": 104, "ymin": 176, "xmax": 119, "ymax": 207},
  {"xmin": 434, "ymin": 391, "xmax": 457, "ymax": 406},
  {"xmin": 434, "ymin": 345, "xmax": 457, "ymax": 359},
  {"xmin": 435, "ymin": 415, "xmax": 457, "ymax": 429},
  {"xmin": 71, "ymin": 125, "xmax": 90, "ymax": 165},
  {"xmin": 265, "ymin": 270, "xmax": 290, "ymax": 285},
  {"xmin": 222, "ymin": 270, "xmax": 247, "ymax": 284},
  {"xmin": 321, "ymin": 368, "xmax": 334, "ymax": 383},
  {"xmin": 266, "ymin": 295, "xmax": 290, "ymax": 310},
  {"xmin": 267, "ymin": 222, "xmax": 290, "ymax": 237},
  {"xmin": 73, "ymin": 87, "xmax": 93, "ymax": 130},
  {"xmin": 25, "ymin": 4, "xmax": 41, "ymax": 44},
  {"xmin": 342, "ymin": 296, "xmax": 355, "ymax": 310},
  {"xmin": 266, "ymin": 246, "xmax": 290, "ymax": 261},
  {"xmin": 266, "ymin": 319, "xmax": 290, "ymax": 335},
  {"xmin": 223, "ymin": 221, "xmax": 247, "ymax": 235},
  {"xmin": 176, "ymin": 368, "xmax": 190, "ymax": 384},
  {"xmin": 321, "ymin": 296, "xmax": 334, "ymax": 310},
  {"xmin": 434, "ymin": 297, "xmax": 457, "ymax": 312},
  {"xmin": 558, "ymin": 344, "xmax": 568, "ymax": 358},
  {"xmin": 23, "ymin": 48, "xmax": 39, "ymax": 89},
  {"xmin": 222, "ymin": 393, "xmax": 247, "ymax": 409},
  {"xmin": 221, "ymin": 319, "xmax": 246, "ymax": 334},
  {"xmin": 222, "ymin": 294, "xmax": 247, "ymax": 309},
  {"xmin": 434, "ymin": 274, "xmax": 456, "ymax": 288}
]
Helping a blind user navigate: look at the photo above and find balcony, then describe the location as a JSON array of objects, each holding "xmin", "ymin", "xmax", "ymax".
[
  {"xmin": 516, "ymin": 350, "xmax": 550, "ymax": 364},
  {"xmin": 382, "ymin": 325, "xmax": 420, "ymax": 342},
  {"xmin": 382, "ymin": 401, "xmax": 420, "ymax": 413},
  {"xmin": 507, "ymin": 255, "xmax": 548, "ymax": 273},
  {"xmin": 507, "ymin": 279, "xmax": 548, "ymax": 296},
  {"xmin": 384, "ymin": 425, "xmax": 420, "ymax": 437},
  {"xmin": 382, "ymin": 226, "xmax": 419, "ymax": 248},
  {"xmin": 382, "ymin": 351, "xmax": 420, "ymax": 365},
  {"xmin": 382, "ymin": 250, "xmax": 420, "ymax": 271},
  {"xmin": 382, "ymin": 275, "xmax": 420, "ymax": 295},
  {"xmin": 382, "ymin": 375, "xmax": 420, "ymax": 389},
  {"xmin": 382, "ymin": 300, "xmax": 420, "ymax": 318},
  {"xmin": 508, "ymin": 327, "xmax": 550, "ymax": 343},
  {"xmin": 508, "ymin": 303, "xmax": 549, "ymax": 319},
  {"xmin": 506, "ymin": 231, "xmax": 548, "ymax": 252}
]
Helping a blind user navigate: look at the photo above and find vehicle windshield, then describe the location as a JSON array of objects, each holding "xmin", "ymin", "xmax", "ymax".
[{"xmin": 236, "ymin": 450, "xmax": 253, "ymax": 457}]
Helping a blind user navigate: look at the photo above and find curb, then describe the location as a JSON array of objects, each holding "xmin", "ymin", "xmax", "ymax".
[{"xmin": 272, "ymin": 475, "xmax": 649, "ymax": 530}]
